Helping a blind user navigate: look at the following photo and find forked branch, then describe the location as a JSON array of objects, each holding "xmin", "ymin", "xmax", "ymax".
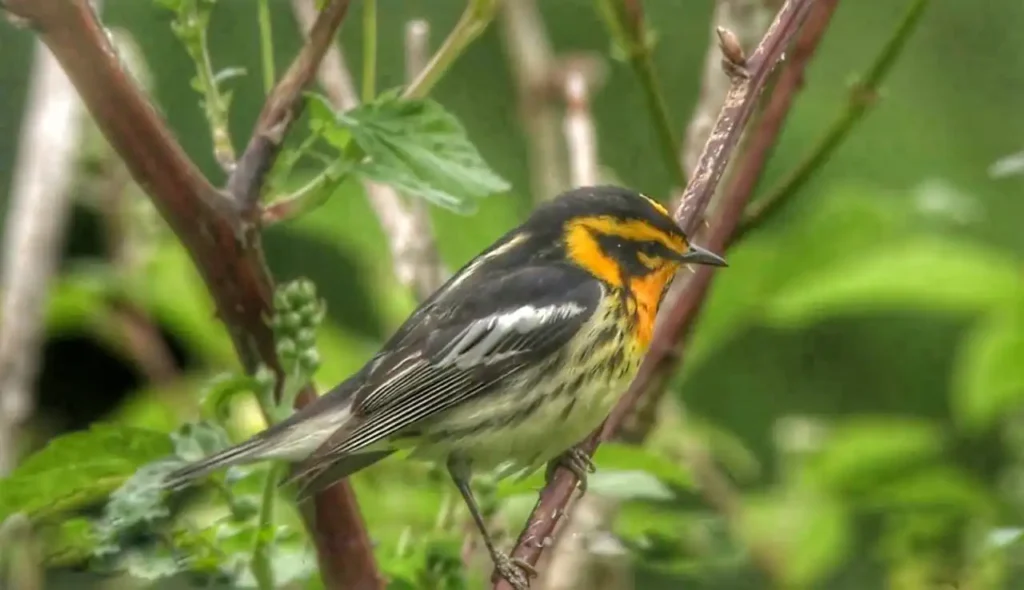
[{"xmin": 0, "ymin": 0, "xmax": 382, "ymax": 588}]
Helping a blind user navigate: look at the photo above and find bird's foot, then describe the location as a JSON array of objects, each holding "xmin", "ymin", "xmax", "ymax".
[
  {"xmin": 545, "ymin": 446, "xmax": 596, "ymax": 493},
  {"xmin": 491, "ymin": 551, "xmax": 537, "ymax": 589}
]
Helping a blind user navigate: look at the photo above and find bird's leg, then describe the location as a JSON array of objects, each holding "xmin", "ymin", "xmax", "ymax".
[
  {"xmin": 447, "ymin": 455, "xmax": 537, "ymax": 589},
  {"xmin": 545, "ymin": 445, "xmax": 596, "ymax": 493}
]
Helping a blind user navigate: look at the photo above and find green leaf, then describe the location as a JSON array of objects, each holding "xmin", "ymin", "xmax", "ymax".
[
  {"xmin": 587, "ymin": 469, "xmax": 675, "ymax": 502},
  {"xmin": 593, "ymin": 442, "xmax": 694, "ymax": 491},
  {"xmin": 740, "ymin": 490, "xmax": 851, "ymax": 587},
  {"xmin": 332, "ymin": 94, "xmax": 510, "ymax": 213},
  {"xmin": 0, "ymin": 425, "xmax": 173, "ymax": 522},
  {"xmin": 39, "ymin": 518, "xmax": 99, "ymax": 567},
  {"xmin": 763, "ymin": 237, "xmax": 1020, "ymax": 327},
  {"xmin": 952, "ymin": 298, "xmax": 1024, "ymax": 431},
  {"xmin": 808, "ymin": 417, "xmax": 944, "ymax": 496}
]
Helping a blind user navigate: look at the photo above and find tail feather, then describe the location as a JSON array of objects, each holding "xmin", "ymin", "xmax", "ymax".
[{"xmin": 163, "ymin": 435, "xmax": 268, "ymax": 490}]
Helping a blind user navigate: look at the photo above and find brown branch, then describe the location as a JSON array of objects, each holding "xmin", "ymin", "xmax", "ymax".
[
  {"xmin": 620, "ymin": 0, "xmax": 840, "ymax": 577},
  {"xmin": 497, "ymin": 1, "xmax": 821, "ymax": 584},
  {"xmin": 226, "ymin": 0, "xmax": 353, "ymax": 217},
  {"xmin": 682, "ymin": 0, "xmax": 774, "ymax": 176},
  {"xmin": 1, "ymin": 1, "xmax": 382, "ymax": 588}
]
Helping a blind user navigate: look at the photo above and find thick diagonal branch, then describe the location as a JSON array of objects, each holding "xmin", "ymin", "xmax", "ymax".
[
  {"xmin": 497, "ymin": 1, "xmax": 820, "ymax": 585},
  {"xmin": 1, "ymin": 1, "xmax": 382, "ymax": 588}
]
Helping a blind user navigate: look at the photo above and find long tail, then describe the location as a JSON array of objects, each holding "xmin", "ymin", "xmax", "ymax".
[
  {"xmin": 163, "ymin": 435, "xmax": 272, "ymax": 490},
  {"xmin": 162, "ymin": 374, "xmax": 365, "ymax": 491}
]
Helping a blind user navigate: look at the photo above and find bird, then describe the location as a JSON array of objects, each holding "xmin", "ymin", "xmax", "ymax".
[{"xmin": 162, "ymin": 185, "xmax": 727, "ymax": 588}]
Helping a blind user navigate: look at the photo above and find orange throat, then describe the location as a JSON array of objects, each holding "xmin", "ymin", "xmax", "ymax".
[{"xmin": 627, "ymin": 264, "xmax": 678, "ymax": 348}]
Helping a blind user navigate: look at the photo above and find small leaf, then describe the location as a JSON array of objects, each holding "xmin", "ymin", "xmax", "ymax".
[
  {"xmin": 808, "ymin": 417, "xmax": 944, "ymax": 496},
  {"xmin": 39, "ymin": 518, "xmax": 98, "ymax": 567},
  {"xmin": 763, "ymin": 237, "xmax": 1020, "ymax": 327},
  {"xmin": 593, "ymin": 442, "xmax": 694, "ymax": 491},
  {"xmin": 587, "ymin": 469, "xmax": 675, "ymax": 502},
  {"xmin": 952, "ymin": 299, "xmax": 1024, "ymax": 431},
  {"xmin": 333, "ymin": 94, "xmax": 510, "ymax": 212},
  {"xmin": 0, "ymin": 425, "xmax": 173, "ymax": 522}
]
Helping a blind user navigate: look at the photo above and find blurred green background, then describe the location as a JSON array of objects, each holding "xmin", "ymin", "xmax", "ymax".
[{"xmin": 1, "ymin": 0, "xmax": 1024, "ymax": 588}]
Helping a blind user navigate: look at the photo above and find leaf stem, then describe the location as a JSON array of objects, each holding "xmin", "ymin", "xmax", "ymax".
[
  {"xmin": 736, "ymin": 0, "xmax": 930, "ymax": 240},
  {"xmin": 404, "ymin": 0, "xmax": 499, "ymax": 99},
  {"xmin": 251, "ymin": 464, "xmax": 282, "ymax": 590},
  {"xmin": 196, "ymin": 22, "xmax": 236, "ymax": 171},
  {"xmin": 596, "ymin": 0, "xmax": 687, "ymax": 188},
  {"xmin": 257, "ymin": 0, "xmax": 276, "ymax": 95},
  {"xmin": 362, "ymin": 0, "xmax": 377, "ymax": 102},
  {"xmin": 261, "ymin": 159, "xmax": 351, "ymax": 224},
  {"xmin": 266, "ymin": 0, "xmax": 499, "ymax": 224}
]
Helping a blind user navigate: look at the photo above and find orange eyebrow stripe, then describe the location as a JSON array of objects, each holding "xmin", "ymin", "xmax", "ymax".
[
  {"xmin": 570, "ymin": 215, "xmax": 688, "ymax": 255},
  {"xmin": 639, "ymin": 193, "xmax": 670, "ymax": 218}
]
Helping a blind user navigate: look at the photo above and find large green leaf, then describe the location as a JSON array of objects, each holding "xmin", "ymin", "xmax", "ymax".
[
  {"xmin": 0, "ymin": 425, "xmax": 172, "ymax": 522},
  {"xmin": 323, "ymin": 93, "xmax": 511, "ymax": 213},
  {"xmin": 952, "ymin": 296, "xmax": 1024, "ymax": 431},
  {"xmin": 807, "ymin": 417, "xmax": 944, "ymax": 496},
  {"xmin": 763, "ymin": 236, "xmax": 1020, "ymax": 327}
]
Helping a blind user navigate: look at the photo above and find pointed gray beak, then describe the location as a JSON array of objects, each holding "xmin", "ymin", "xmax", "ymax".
[{"xmin": 678, "ymin": 243, "xmax": 728, "ymax": 267}]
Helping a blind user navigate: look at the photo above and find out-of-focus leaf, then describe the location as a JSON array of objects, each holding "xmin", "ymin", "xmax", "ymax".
[
  {"xmin": 0, "ymin": 425, "xmax": 172, "ymax": 522},
  {"xmin": 39, "ymin": 518, "xmax": 98, "ymax": 567},
  {"xmin": 593, "ymin": 442, "xmax": 694, "ymax": 490},
  {"xmin": 132, "ymin": 241, "xmax": 236, "ymax": 366},
  {"xmin": 686, "ymin": 188, "xmax": 914, "ymax": 373},
  {"xmin": 860, "ymin": 465, "xmax": 993, "ymax": 516},
  {"xmin": 952, "ymin": 298, "xmax": 1024, "ymax": 431},
  {"xmin": 740, "ymin": 490, "xmax": 851, "ymax": 587},
  {"xmin": 587, "ymin": 469, "xmax": 675, "ymax": 501},
  {"xmin": 807, "ymin": 417, "xmax": 944, "ymax": 496},
  {"xmin": 95, "ymin": 461, "xmax": 181, "ymax": 555},
  {"xmin": 763, "ymin": 237, "xmax": 1020, "ymax": 327},
  {"xmin": 325, "ymin": 93, "xmax": 510, "ymax": 213}
]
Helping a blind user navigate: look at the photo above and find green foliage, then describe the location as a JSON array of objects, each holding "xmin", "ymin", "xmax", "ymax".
[
  {"xmin": 763, "ymin": 236, "xmax": 1020, "ymax": 327},
  {"xmin": 0, "ymin": 425, "xmax": 172, "ymax": 523},
  {"xmin": 319, "ymin": 92, "xmax": 511, "ymax": 213},
  {"xmin": 952, "ymin": 296, "xmax": 1024, "ymax": 431}
]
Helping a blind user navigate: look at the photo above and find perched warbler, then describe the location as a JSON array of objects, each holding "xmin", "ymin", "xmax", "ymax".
[{"xmin": 164, "ymin": 185, "xmax": 726, "ymax": 588}]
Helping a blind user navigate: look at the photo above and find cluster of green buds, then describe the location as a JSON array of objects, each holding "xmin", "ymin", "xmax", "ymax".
[{"xmin": 269, "ymin": 278, "xmax": 326, "ymax": 379}]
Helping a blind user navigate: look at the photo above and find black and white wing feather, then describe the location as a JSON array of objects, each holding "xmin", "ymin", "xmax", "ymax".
[{"xmin": 289, "ymin": 263, "xmax": 601, "ymax": 492}]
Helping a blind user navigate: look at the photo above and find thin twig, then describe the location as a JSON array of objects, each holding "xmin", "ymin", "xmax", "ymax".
[
  {"xmin": 614, "ymin": 0, "xmax": 773, "ymax": 469},
  {"xmin": 682, "ymin": 0, "xmax": 774, "ymax": 177},
  {"xmin": 288, "ymin": 0, "xmax": 448, "ymax": 300},
  {"xmin": 498, "ymin": 0, "xmax": 568, "ymax": 201},
  {"xmin": 607, "ymin": 0, "xmax": 842, "ymax": 578},
  {"xmin": 736, "ymin": 0, "xmax": 931, "ymax": 240},
  {"xmin": 596, "ymin": 0, "xmax": 687, "ymax": 189},
  {"xmin": 404, "ymin": 0, "xmax": 499, "ymax": 100},
  {"xmin": 0, "ymin": 39, "xmax": 86, "ymax": 475},
  {"xmin": 497, "ymin": 1, "xmax": 819, "ymax": 584},
  {"xmin": 1, "ymin": 1, "xmax": 383, "ymax": 587},
  {"xmin": 226, "ymin": 0, "xmax": 353, "ymax": 216}
]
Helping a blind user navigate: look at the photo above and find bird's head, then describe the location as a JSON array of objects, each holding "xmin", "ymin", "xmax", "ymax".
[{"xmin": 527, "ymin": 185, "xmax": 727, "ymax": 292}]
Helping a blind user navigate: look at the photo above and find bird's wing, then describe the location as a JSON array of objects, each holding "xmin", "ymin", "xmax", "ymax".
[{"xmin": 289, "ymin": 264, "xmax": 601, "ymax": 490}]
